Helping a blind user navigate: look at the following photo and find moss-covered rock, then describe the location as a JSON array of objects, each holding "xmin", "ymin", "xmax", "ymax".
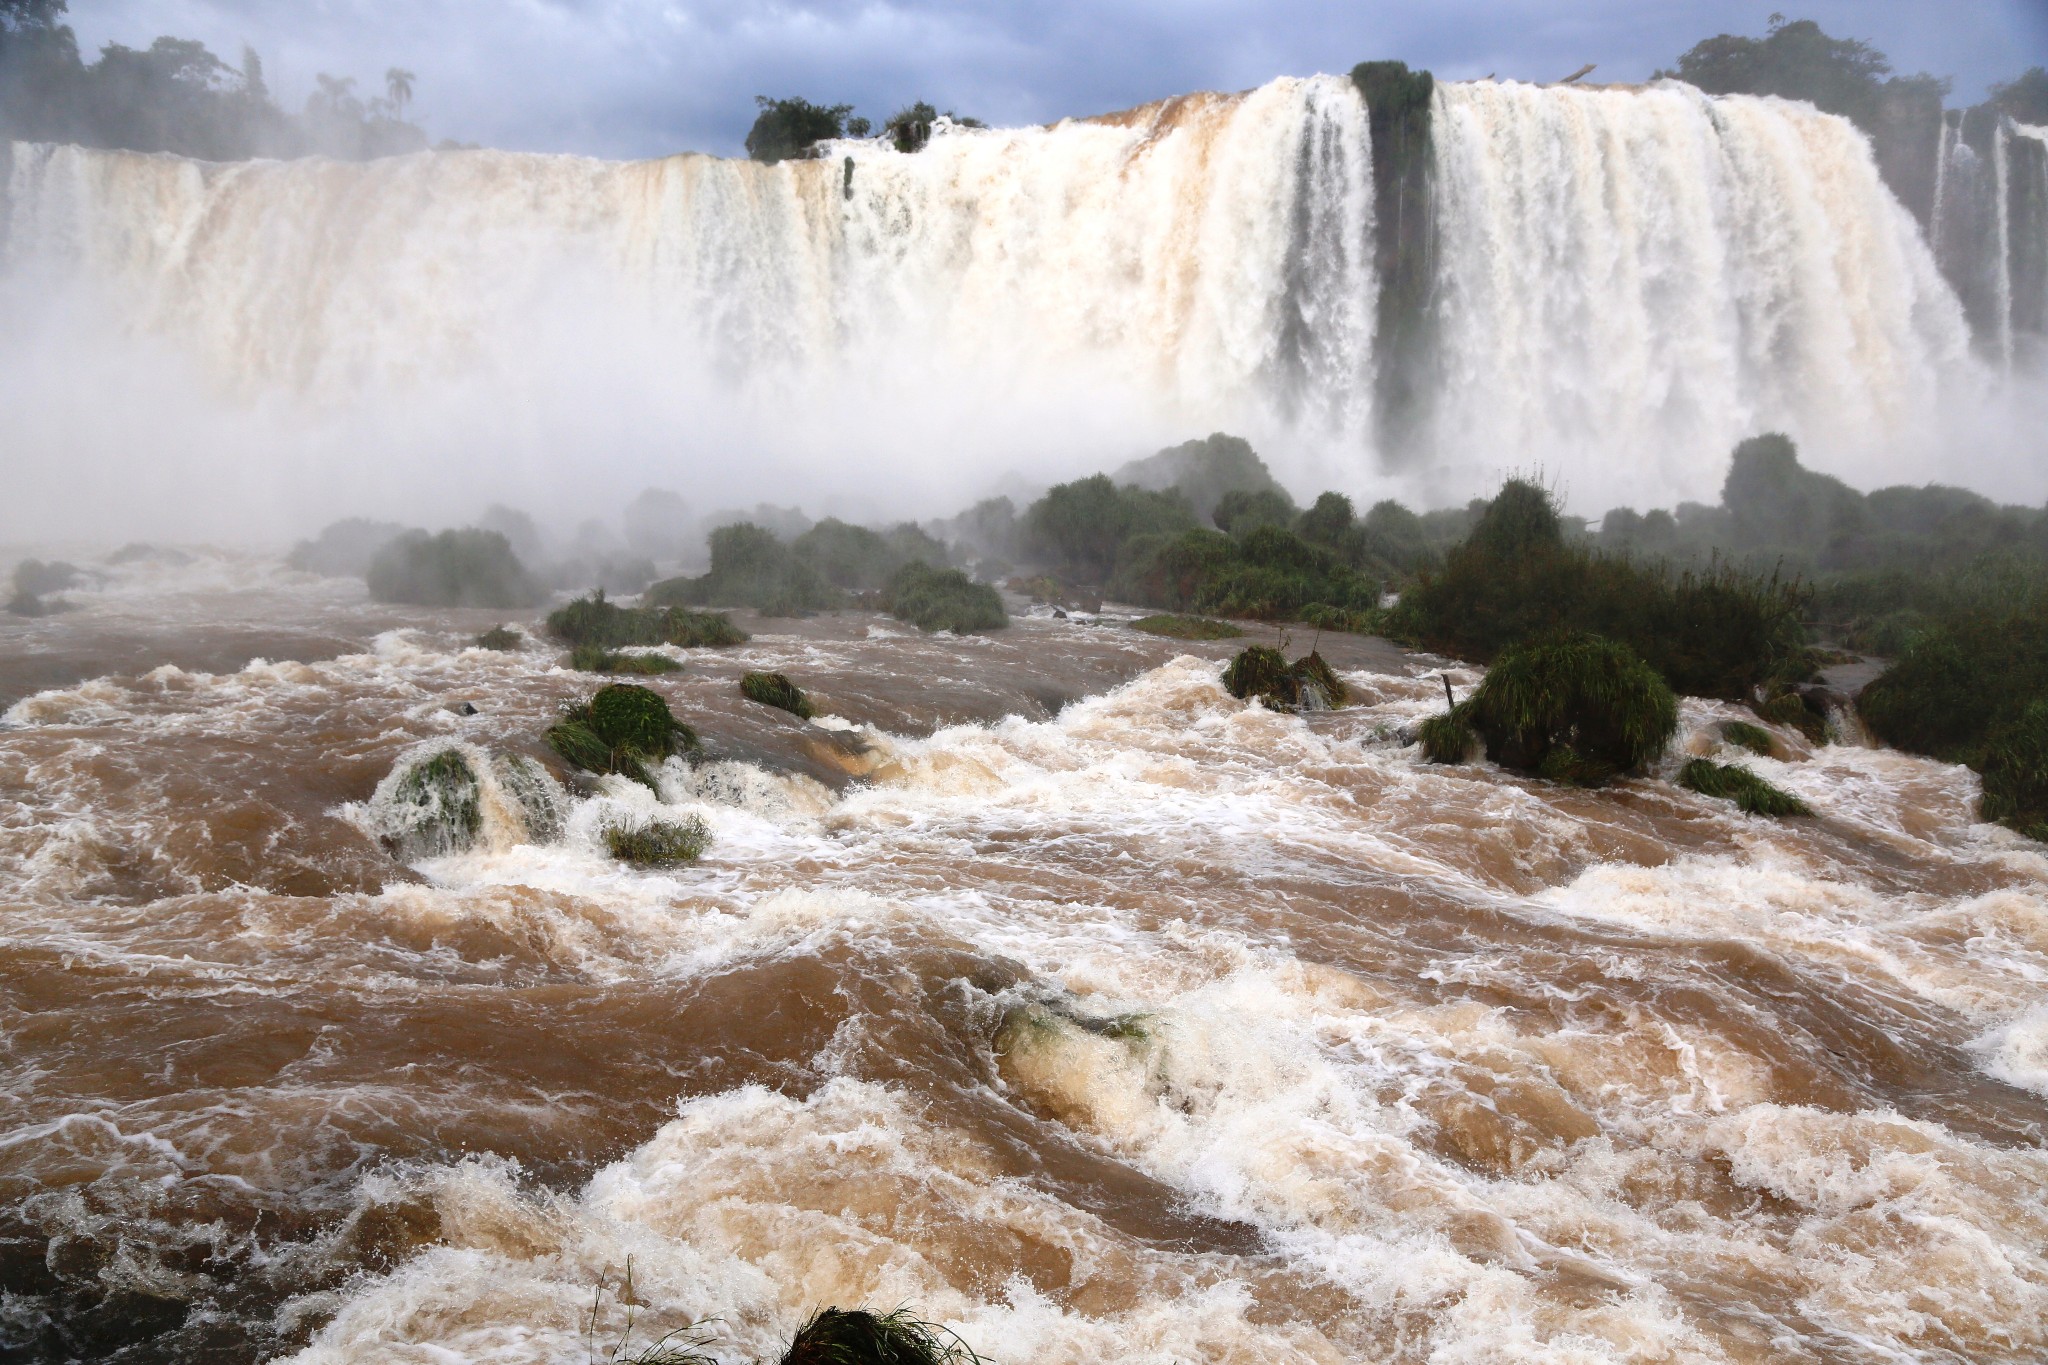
[
  {"xmin": 883, "ymin": 562, "xmax": 1007, "ymax": 633},
  {"xmin": 366, "ymin": 529, "xmax": 544, "ymax": 609},
  {"xmin": 1680, "ymin": 758, "xmax": 1812, "ymax": 816},
  {"xmin": 601, "ymin": 812, "xmax": 711, "ymax": 867},
  {"xmin": 546, "ymin": 683, "xmax": 698, "ymax": 791},
  {"xmin": 1451, "ymin": 633, "xmax": 1677, "ymax": 782},
  {"xmin": 1129, "ymin": 614, "xmax": 1244, "ymax": 640},
  {"xmin": 381, "ymin": 747, "xmax": 483, "ymax": 857},
  {"xmin": 1222, "ymin": 646, "xmax": 1349, "ymax": 711},
  {"xmin": 740, "ymin": 670, "xmax": 815, "ymax": 718},
  {"xmin": 546, "ymin": 592, "xmax": 747, "ymax": 650}
]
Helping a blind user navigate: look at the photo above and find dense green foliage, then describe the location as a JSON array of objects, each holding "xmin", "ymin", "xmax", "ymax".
[
  {"xmin": 287, "ymin": 519, "xmax": 407, "ymax": 577},
  {"xmin": 1427, "ymin": 634, "xmax": 1678, "ymax": 784},
  {"xmin": 1212, "ymin": 488, "xmax": 1297, "ymax": 535},
  {"xmin": 882, "ymin": 561, "xmax": 1007, "ymax": 633},
  {"xmin": 601, "ymin": 812, "xmax": 711, "ymax": 867},
  {"xmin": 883, "ymin": 100, "xmax": 983, "ymax": 153},
  {"xmin": 474, "ymin": 625, "xmax": 523, "ymax": 651},
  {"xmin": 366, "ymin": 529, "xmax": 545, "ymax": 609},
  {"xmin": 1679, "ymin": 759, "xmax": 1812, "ymax": 817},
  {"xmin": 1221, "ymin": 645, "xmax": 1348, "ymax": 711},
  {"xmin": 567, "ymin": 645, "xmax": 682, "ymax": 674},
  {"xmin": 745, "ymin": 95, "xmax": 853, "ymax": 162},
  {"xmin": 1859, "ymin": 598, "xmax": 2048, "ymax": 774},
  {"xmin": 546, "ymin": 683, "xmax": 698, "ymax": 791},
  {"xmin": 778, "ymin": 1307, "xmax": 983, "ymax": 1365},
  {"xmin": 740, "ymin": 670, "xmax": 815, "ymax": 718},
  {"xmin": 1111, "ymin": 524, "xmax": 1382, "ymax": 622},
  {"xmin": 1128, "ymin": 614, "xmax": 1243, "ymax": 640},
  {"xmin": 1418, "ymin": 711, "xmax": 1477, "ymax": 764},
  {"xmin": 1397, "ymin": 479, "xmax": 1807, "ymax": 699},
  {"xmin": 649, "ymin": 524, "xmax": 842, "ymax": 616},
  {"xmin": 1981, "ymin": 701, "xmax": 2048, "ymax": 841},
  {"xmin": 1659, "ymin": 16, "xmax": 1940, "ymax": 133},
  {"xmin": 1112, "ymin": 433, "xmax": 1289, "ymax": 522},
  {"xmin": 0, "ymin": 1, "xmax": 427, "ymax": 158},
  {"xmin": 792, "ymin": 518, "xmax": 948, "ymax": 590},
  {"xmin": 1024, "ymin": 475, "xmax": 1198, "ymax": 582},
  {"xmin": 546, "ymin": 593, "xmax": 747, "ymax": 650}
]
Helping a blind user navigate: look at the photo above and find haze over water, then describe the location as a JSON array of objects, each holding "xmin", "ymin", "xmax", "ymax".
[{"xmin": 3, "ymin": 60, "xmax": 2048, "ymax": 1365}]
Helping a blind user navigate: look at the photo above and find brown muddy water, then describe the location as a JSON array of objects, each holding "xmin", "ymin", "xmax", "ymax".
[{"xmin": 2, "ymin": 550, "xmax": 2046, "ymax": 1364}]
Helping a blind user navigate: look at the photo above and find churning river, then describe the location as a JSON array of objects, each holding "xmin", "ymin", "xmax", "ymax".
[{"xmin": 3, "ymin": 552, "xmax": 2045, "ymax": 1363}]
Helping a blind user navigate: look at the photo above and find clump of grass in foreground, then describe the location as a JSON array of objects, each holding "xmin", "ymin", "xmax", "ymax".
[
  {"xmin": 1419, "ymin": 633, "xmax": 1676, "ymax": 786},
  {"xmin": 1719, "ymin": 720, "xmax": 1776, "ymax": 756},
  {"xmin": 546, "ymin": 683, "xmax": 698, "ymax": 792},
  {"xmin": 779, "ymin": 1307, "xmax": 984, "ymax": 1365},
  {"xmin": 740, "ymin": 670, "xmax": 815, "ymax": 718},
  {"xmin": 568, "ymin": 644, "xmax": 683, "ymax": 675},
  {"xmin": 475, "ymin": 625, "xmax": 523, "ymax": 651},
  {"xmin": 601, "ymin": 813, "xmax": 711, "ymax": 867},
  {"xmin": 1680, "ymin": 758, "xmax": 1812, "ymax": 816},
  {"xmin": 1129, "ymin": 614, "xmax": 1244, "ymax": 640},
  {"xmin": 883, "ymin": 561, "xmax": 1007, "ymax": 633}
]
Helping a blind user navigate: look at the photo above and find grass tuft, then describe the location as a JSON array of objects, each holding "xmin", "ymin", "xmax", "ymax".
[
  {"xmin": 1679, "ymin": 758, "xmax": 1812, "ymax": 816},
  {"xmin": 779, "ymin": 1307, "xmax": 984, "ymax": 1365},
  {"xmin": 1719, "ymin": 720, "xmax": 1776, "ymax": 756},
  {"xmin": 1981, "ymin": 700, "xmax": 2048, "ymax": 842},
  {"xmin": 1128, "ymin": 614, "xmax": 1244, "ymax": 640},
  {"xmin": 601, "ymin": 813, "xmax": 711, "ymax": 867},
  {"xmin": 741, "ymin": 671, "xmax": 815, "ymax": 718},
  {"xmin": 1418, "ymin": 711, "xmax": 1477, "ymax": 763}
]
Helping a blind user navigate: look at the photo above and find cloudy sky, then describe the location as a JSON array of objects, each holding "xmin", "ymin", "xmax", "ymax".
[{"xmin": 64, "ymin": 0, "xmax": 2048, "ymax": 159}]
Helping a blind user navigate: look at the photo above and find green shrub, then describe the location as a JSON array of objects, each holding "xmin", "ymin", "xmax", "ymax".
[
  {"xmin": 1720, "ymin": 720, "xmax": 1777, "ymax": 756},
  {"xmin": 1110, "ymin": 524, "xmax": 1379, "ymax": 623},
  {"xmin": 568, "ymin": 645, "xmax": 683, "ymax": 675},
  {"xmin": 1418, "ymin": 712, "xmax": 1478, "ymax": 763},
  {"xmin": 1023, "ymin": 475, "xmax": 1198, "ymax": 583},
  {"xmin": 1128, "ymin": 614, "xmax": 1244, "ymax": 640},
  {"xmin": 883, "ymin": 562, "xmax": 1007, "ymax": 633},
  {"xmin": 601, "ymin": 813, "xmax": 711, "ymax": 867},
  {"xmin": 1455, "ymin": 633, "xmax": 1677, "ymax": 782},
  {"xmin": 1680, "ymin": 758, "xmax": 1812, "ymax": 817},
  {"xmin": 546, "ymin": 683, "xmax": 698, "ymax": 791},
  {"xmin": 740, "ymin": 670, "xmax": 814, "ymax": 718},
  {"xmin": 778, "ymin": 1308, "xmax": 982, "ymax": 1365},
  {"xmin": 366, "ymin": 529, "xmax": 544, "ymax": 608},
  {"xmin": 791, "ymin": 518, "xmax": 948, "ymax": 590},
  {"xmin": 1981, "ymin": 701, "xmax": 2048, "ymax": 841},
  {"xmin": 649, "ymin": 523, "xmax": 843, "ymax": 615},
  {"xmin": 475, "ymin": 625, "xmax": 523, "ymax": 651},
  {"xmin": 546, "ymin": 592, "xmax": 747, "ymax": 650},
  {"xmin": 1296, "ymin": 492, "xmax": 1355, "ymax": 547},
  {"xmin": 745, "ymin": 95, "xmax": 853, "ymax": 163},
  {"xmin": 1212, "ymin": 487, "xmax": 1297, "ymax": 535}
]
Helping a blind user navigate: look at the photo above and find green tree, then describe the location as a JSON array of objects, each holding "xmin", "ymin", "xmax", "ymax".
[
  {"xmin": 745, "ymin": 95, "xmax": 852, "ymax": 163},
  {"xmin": 1991, "ymin": 67, "xmax": 2048, "ymax": 125},
  {"xmin": 385, "ymin": 66, "xmax": 414, "ymax": 114}
]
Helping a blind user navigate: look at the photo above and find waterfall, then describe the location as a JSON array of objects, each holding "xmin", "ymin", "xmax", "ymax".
[
  {"xmin": 0, "ymin": 73, "xmax": 2017, "ymax": 526},
  {"xmin": 1426, "ymin": 80, "xmax": 1974, "ymax": 509}
]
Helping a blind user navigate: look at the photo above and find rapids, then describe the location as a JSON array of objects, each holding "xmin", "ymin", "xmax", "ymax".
[
  {"xmin": 3, "ymin": 555, "xmax": 2046, "ymax": 1363},
  {"xmin": 0, "ymin": 74, "xmax": 2014, "ymax": 522}
]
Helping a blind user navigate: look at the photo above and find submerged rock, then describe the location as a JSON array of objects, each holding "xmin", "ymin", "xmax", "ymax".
[
  {"xmin": 367, "ymin": 744, "xmax": 568, "ymax": 859},
  {"xmin": 1222, "ymin": 645, "xmax": 1349, "ymax": 711}
]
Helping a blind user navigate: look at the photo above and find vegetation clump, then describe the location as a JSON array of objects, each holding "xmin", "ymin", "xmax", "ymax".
[
  {"xmin": 547, "ymin": 592, "xmax": 747, "ymax": 650},
  {"xmin": 648, "ymin": 524, "xmax": 842, "ymax": 616},
  {"xmin": 740, "ymin": 670, "xmax": 815, "ymax": 718},
  {"xmin": 546, "ymin": 683, "xmax": 698, "ymax": 791},
  {"xmin": 745, "ymin": 95, "xmax": 855, "ymax": 162},
  {"xmin": 601, "ymin": 812, "xmax": 711, "ymax": 868},
  {"xmin": 568, "ymin": 645, "xmax": 683, "ymax": 675},
  {"xmin": 1980, "ymin": 701, "xmax": 2048, "ymax": 842},
  {"xmin": 1422, "ymin": 634, "xmax": 1677, "ymax": 785},
  {"xmin": 792, "ymin": 518, "xmax": 949, "ymax": 591},
  {"xmin": 779, "ymin": 1308, "xmax": 983, "ymax": 1365},
  {"xmin": 883, "ymin": 562, "xmax": 1007, "ymax": 633},
  {"xmin": 1720, "ymin": 720, "xmax": 1777, "ymax": 756},
  {"xmin": 1222, "ymin": 645, "xmax": 1349, "ymax": 711},
  {"xmin": 1418, "ymin": 712, "xmax": 1478, "ymax": 764},
  {"xmin": 474, "ymin": 625, "xmax": 522, "ymax": 651},
  {"xmin": 1756, "ymin": 689, "xmax": 1830, "ymax": 745},
  {"xmin": 1679, "ymin": 759, "xmax": 1812, "ymax": 817},
  {"xmin": 381, "ymin": 747, "xmax": 484, "ymax": 858},
  {"xmin": 366, "ymin": 528, "xmax": 544, "ymax": 609},
  {"xmin": 1129, "ymin": 614, "xmax": 1244, "ymax": 640}
]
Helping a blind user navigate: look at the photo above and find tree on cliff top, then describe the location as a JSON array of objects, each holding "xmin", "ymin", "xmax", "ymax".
[
  {"xmin": 1659, "ymin": 15, "xmax": 1947, "ymax": 135},
  {"xmin": 745, "ymin": 95, "xmax": 853, "ymax": 163}
]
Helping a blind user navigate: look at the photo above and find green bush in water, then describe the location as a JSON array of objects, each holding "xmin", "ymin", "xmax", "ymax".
[
  {"xmin": 1418, "ymin": 711, "xmax": 1478, "ymax": 763},
  {"xmin": 1129, "ymin": 614, "xmax": 1244, "ymax": 640},
  {"xmin": 547, "ymin": 592, "xmax": 747, "ymax": 650},
  {"xmin": 1757, "ymin": 690, "xmax": 1829, "ymax": 745},
  {"xmin": 1720, "ymin": 720, "xmax": 1777, "ymax": 756},
  {"xmin": 1680, "ymin": 758, "xmax": 1812, "ymax": 817},
  {"xmin": 546, "ymin": 683, "xmax": 698, "ymax": 791},
  {"xmin": 384, "ymin": 748, "xmax": 484, "ymax": 857},
  {"xmin": 883, "ymin": 561, "xmax": 1007, "ymax": 633},
  {"xmin": 1454, "ymin": 633, "xmax": 1677, "ymax": 782},
  {"xmin": 366, "ymin": 529, "xmax": 545, "ymax": 608},
  {"xmin": 1981, "ymin": 701, "xmax": 2048, "ymax": 841},
  {"xmin": 648, "ymin": 523, "xmax": 842, "ymax": 616},
  {"xmin": 568, "ymin": 644, "xmax": 682, "ymax": 675},
  {"xmin": 474, "ymin": 625, "xmax": 523, "ymax": 651},
  {"xmin": 740, "ymin": 670, "xmax": 815, "ymax": 718},
  {"xmin": 601, "ymin": 813, "xmax": 711, "ymax": 867},
  {"xmin": 778, "ymin": 1307, "xmax": 983, "ymax": 1365},
  {"xmin": 1222, "ymin": 645, "xmax": 1348, "ymax": 711}
]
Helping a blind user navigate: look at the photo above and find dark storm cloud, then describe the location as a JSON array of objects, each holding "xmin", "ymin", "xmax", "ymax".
[{"xmin": 65, "ymin": 0, "xmax": 2048, "ymax": 159}]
